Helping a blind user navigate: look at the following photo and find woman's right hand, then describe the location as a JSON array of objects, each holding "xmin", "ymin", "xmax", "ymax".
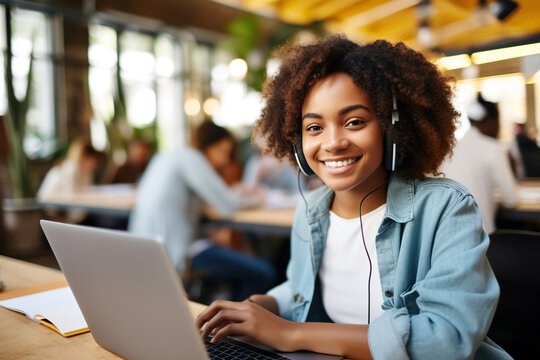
[{"xmin": 195, "ymin": 298, "xmax": 298, "ymax": 353}]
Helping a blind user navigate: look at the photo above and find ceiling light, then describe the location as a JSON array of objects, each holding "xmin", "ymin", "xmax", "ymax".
[
  {"xmin": 436, "ymin": 54, "xmax": 471, "ymax": 70},
  {"xmin": 203, "ymin": 97, "xmax": 220, "ymax": 116},
  {"xmin": 184, "ymin": 98, "xmax": 201, "ymax": 116},
  {"xmin": 471, "ymin": 42, "xmax": 540, "ymax": 64},
  {"xmin": 229, "ymin": 58, "xmax": 248, "ymax": 79},
  {"xmin": 490, "ymin": 0, "xmax": 519, "ymax": 21}
]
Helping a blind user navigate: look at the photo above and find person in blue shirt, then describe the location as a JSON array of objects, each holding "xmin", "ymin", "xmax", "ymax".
[
  {"xmin": 129, "ymin": 121, "xmax": 277, "ymax": 302},
  {"xmin": 196, "ymin": 35, "xmax": 511, "ymax": 359}
]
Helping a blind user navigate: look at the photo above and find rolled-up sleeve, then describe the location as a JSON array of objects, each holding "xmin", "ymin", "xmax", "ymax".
[
  {"xmin": 368, "ymin": 307, "xmax": 410, "ymax": 360},
  {"xmin": 266, "ymin": 196, "xmax": 311, "ymax": 321},
  {"xmin": 267, "ymin": 280, "xmax": 294, "ymax": 320}
]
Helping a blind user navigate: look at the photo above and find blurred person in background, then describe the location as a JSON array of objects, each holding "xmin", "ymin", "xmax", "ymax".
[
  {"xmin": 243, "ymin": 152, "xmax": 304, "ymax": 208},
  {"xmin": 38, "ymin": 137, "xmax": 105, "ymax": 223},
  {"xmin": 108, "ymin": 138, "xmax": 152, "ymax": 184},
  {"xmin": 441, "ymin": 93, "xmax": 517, "ymax": 234},
  {"xmin": 38, "ymin": 137, "xmax": 103, "ymax": 198},
  {"xmin": 510, "ymin": 122, "xmax": 540, "ymax": 178},
  {"xmin": 508, "ymin": 122, "xmax": 527, "ymax": 180},
  {"xmin": 128, "ymin": 121, "xmax": 277, "ymax": 302},
  {"xmin": 242, "ymin": 133, "xmax": 309, "ymax": 209}
]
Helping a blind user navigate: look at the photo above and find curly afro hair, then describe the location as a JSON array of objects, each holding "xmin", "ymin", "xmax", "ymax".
[{"xmin": 253, "ymin": 34, "xmax": 459, "ymax": 179}]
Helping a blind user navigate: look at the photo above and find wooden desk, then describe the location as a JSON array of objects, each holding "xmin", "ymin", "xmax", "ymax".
[
  {"xmin": 204, "ymin": 207, "xmax": 295, "ymax": 236},
  {"xmin": 38, "ymin": 184, "xmax": 136, "ymax": 218},
  {"xmin": 0, "ymin": 256, "xmax": 206, "ymax": 359},
  {"xmin": 39, "ymin": 185, "xmax": 296, "ymax": 236}
]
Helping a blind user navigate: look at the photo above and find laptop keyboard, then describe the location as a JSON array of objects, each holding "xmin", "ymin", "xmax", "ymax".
[{"xmin": 205, "ymin": 337, "xmax": 289, "ymax": 359}]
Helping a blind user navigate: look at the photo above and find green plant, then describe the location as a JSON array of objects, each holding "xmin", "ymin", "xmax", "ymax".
[
  {"xmin": 101, "ymin": 29, "xmax": 132, "ymax": 163},
  {"xmin": 2, "ymin": 12, "xmax": 35, "ymax": 199},
  {"xmin": 219, "ymin": 16, "xmax": 327, "ymax": 92}
]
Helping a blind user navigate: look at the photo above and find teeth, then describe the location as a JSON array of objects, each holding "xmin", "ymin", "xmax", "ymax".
[{"xmin": 324, "ymin": 158, "xmax": 358, "ymax": 168}]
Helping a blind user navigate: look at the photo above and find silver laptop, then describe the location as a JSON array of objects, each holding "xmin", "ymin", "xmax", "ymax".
[{"xmin": 40, "ymin": 220, "xmax": 341, "ymax": 360}]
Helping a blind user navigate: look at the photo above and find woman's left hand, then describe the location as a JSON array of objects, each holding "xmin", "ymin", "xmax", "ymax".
[{"xmin": 195, "ymin": 299, "xmax": 297, "ymax": 352}]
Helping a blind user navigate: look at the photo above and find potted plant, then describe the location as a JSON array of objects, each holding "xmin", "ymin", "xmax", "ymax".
[
  {"xmin": 1, "ymin": 11, "xmax": 42, "ymax": 257},
  {"xmin": 104, "ymin": 30, "xmax": 132, "ymax": 164}
]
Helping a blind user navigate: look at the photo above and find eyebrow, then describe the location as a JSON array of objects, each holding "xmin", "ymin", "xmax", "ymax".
[
  {"xmin": 339, "ymin": 104, "xmax": 370, "ymax": 115},
  {"xmin": 302, "ymin": 104, "xmax": 371, "ymax": 121}
]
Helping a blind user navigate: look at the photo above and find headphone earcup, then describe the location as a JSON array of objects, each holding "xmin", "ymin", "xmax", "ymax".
[
  {"xmin": 293, "ymin": 141, "xmax": 315, "ymax": 176},
  {"xmin": 384, "ymin": 93, "xmax": 403, "ymax": 172}
]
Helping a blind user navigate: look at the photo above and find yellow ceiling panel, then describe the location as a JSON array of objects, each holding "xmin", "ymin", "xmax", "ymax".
[
  {"xmin": 330, "ymin": 0, "xmax": 393, "ymax": 21},
  {"xmin": 311, "ymin": 0, "xmax": 362, "ymax": 20},
  {"xmin": 339, "ymin": 0, "xmax": 420, "ymax": 29},
  {"xmin": 277, "ymin": 0, "xmax": 324, "ymax": 24},
  {"xmin": 224, "ymin": 0, "xmax": 540, "ymax": 52}
]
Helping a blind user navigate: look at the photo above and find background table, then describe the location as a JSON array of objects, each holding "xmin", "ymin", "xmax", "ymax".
[
  {"xmin": 39, "ymin": 185, "xmax": 296, "ymax": 235},
  {"xmin": 203, "ymin": 206, "xmax": 295, "ymax": 236},
  {"xmin": 496, "ymin": 180, "xmax": 540, "ymax": 228},
  {"xmin": 38, "ymin": 184, "xmax": 136, "ymax": 219}
]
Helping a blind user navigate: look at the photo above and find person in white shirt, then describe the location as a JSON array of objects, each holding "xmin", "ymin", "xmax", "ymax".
[
  {"xmin": 38, "ymin": 137, "xmax": 102, "ymax": 198},
  {"xmin": 441, "ymin": 94, "xmax": 517, "ymax": 234},
  {"xmin": 38, "ymin": 137, "xmax": 104, "ymax": 223}
]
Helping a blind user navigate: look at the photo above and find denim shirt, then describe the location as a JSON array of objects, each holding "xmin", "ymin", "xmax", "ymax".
[{"xmin": 267, "ymin": 174, "xmax": 511, "ymax": 359}]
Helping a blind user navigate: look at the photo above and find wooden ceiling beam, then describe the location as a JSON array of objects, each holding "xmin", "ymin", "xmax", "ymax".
[
  {"xmin": 342, "ymin": 0, "xmax": 421, "ymax": 29},
  {"xmin": 277, "ymin": 0, "xmax": 324, "ymax": 24},
  {"xmin": 311, "ymin": 0, "xmax": 364, "ymax": 20}
]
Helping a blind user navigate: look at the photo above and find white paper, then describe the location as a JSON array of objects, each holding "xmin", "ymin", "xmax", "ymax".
[{"xmin": 0, "ymin": 286, "xmax": 87, "ymax": 334}]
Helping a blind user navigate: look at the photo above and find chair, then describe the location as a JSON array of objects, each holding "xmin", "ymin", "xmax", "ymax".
[
  {"xmin": 487, "ymin": 229, "xmax": 540, "ymax": 359},
  {"xmin": 181, "ymin": 257, "xmax": 232, "ymax": 305}
]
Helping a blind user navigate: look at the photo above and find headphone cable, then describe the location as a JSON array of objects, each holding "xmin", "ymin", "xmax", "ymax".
[
  {"xmin": 297, "ymin": 169, "xmax": 308, "ymax": 208},
  {"xmin": 358, "ymin": 181, "xmax": 387, "ymax": 325}
]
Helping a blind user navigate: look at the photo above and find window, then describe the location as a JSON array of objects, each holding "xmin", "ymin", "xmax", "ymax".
[
  {"xmin": 88, "ymin": 24, "xmax": 184, "ymax": 158},
  {"xmin": 0, "ymin": 6, "xmax": 56, "ymax": 159},
  {"xmin": 209, "ymin": 47, "xmax": 264, "ymax": 128}
]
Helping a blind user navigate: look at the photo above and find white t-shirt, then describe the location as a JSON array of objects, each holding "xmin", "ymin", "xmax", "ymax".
[{"xmin": 319, "ymin": 204, "xmax": 386, "ymax": 324}]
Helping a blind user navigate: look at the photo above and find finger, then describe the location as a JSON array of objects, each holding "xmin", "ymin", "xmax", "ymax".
[
  {"xmin": 195, "ymin": 308, "xmax": 217, "ymax": 330},
  {"xmin": 201, "ymin": 325, "xmax": 224, "ymax": 342},
  {"xmin": 210, "ymin": 323, "xmax": 226, "ymax": 336},
  {"xmin": 201, "ymin": 309, "xmax": 246, "ymax": 339},
  {"xmin": 201, "ymin": 309, "xmax": 244, "ymax": 339},
  {"xmin": 211, "ymin": 323, "xmax": 244, "ymax": 343},
  {"xmin": 195, "ymin": 300, "xmax": 237, "ymax": 329}
]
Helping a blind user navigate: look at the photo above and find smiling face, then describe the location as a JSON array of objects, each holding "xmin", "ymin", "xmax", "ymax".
[{"xmin": 301, "ymin": 72, "xmax": 388, "ymax": 199}]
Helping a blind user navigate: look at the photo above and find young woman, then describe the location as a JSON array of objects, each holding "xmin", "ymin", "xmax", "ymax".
[{"xmin": 196, "ymin": 35, "xmax": 510, "ymax": 359}]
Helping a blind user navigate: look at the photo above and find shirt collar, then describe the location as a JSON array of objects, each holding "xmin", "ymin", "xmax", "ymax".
[
  {"xmin": 305, "ymin": 186, "xmax": 334, "ymax": 223},
  {"xmin": 305, "ymin": 173, "xmax": 415, "ymax": 224},
  {"xmin": 385, "ymin": 173, "xmax": 415, "ymax": 223}
]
